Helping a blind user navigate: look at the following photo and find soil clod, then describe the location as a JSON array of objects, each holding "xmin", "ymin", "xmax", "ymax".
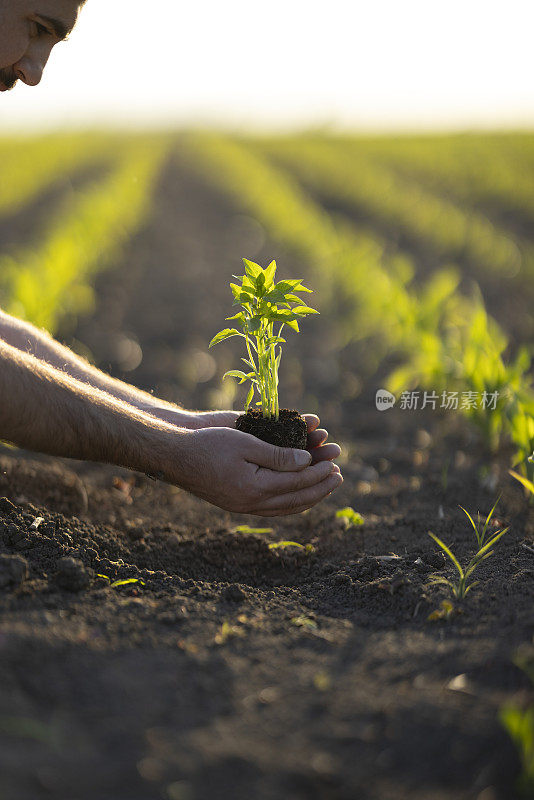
[
  {"xmin": 0, "ymin": 554, "xmax": 29, "ymax": 589},
  {"xmin": 235, "ymin": 408, "xmax": 308, "ymax": 449},
  {"xmin": 54, "ymin": 556, "xmax": 91, "ymax": 592}
]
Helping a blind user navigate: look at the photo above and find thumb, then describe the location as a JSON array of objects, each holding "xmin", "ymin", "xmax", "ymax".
[{"xmin": 248, "ymin": 439, "xmax": 312, "ymax": 472}]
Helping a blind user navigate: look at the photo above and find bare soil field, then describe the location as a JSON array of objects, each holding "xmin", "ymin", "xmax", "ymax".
[{"xmin": 0, "ymin": 152, "xmax": 532, "ymax": 800}]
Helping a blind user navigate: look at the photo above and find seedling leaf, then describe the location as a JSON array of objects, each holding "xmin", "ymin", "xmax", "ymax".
[
  {"xmin": 427, "ymin": 531, "xmax": 464, "ymax": 578},
  {"xmin": 336, "ymin": 507, "xmax": 364, "ymax": 527},
  {"xmin": 232, "ymin": 525, "xmax": 274, "ymax": 534},
  {"xmin": 109, "ymin": 578, "xmax": 145, "ymax": 588},
  {"xmin": 222, "ymin": 369, "xmax": 248, "ymax": 383},
  {"xmin": 510, "ymin": 469, "xmax": 534, "ymax": 496},
  {"xmin": 290, "ymin": 615, "xmax": 318, "ymax": 629},
  {"xmin": 209, "ymin": 328, "xmax": 243, "ymax": 347}
]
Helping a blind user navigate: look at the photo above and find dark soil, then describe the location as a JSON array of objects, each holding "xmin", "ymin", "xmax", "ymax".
[
  {"xmin": 0, "ymin": 148, "xmax": 533, "ymax": 800},
  {"xmin": 235, "ymin": 409, "xmax": 308, "ymax": 449}
]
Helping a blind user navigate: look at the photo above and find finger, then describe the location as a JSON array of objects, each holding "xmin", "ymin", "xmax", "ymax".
[
  {"xmin": 307, "ymin": 428, "xmax": 328, "ymax": 449},
  {"xmin": 244, "ymin": 436, "xmax": 312, "ymax": 471},
  {"xmin": 260, "ymin": 474, "xmax": 343, "ymax": 516},
  {"xmin": 310, "ymin": 443, "xmax": 341, "ymax": 464},
  {"xmin": 259, "ymin": 471, "xmax": 343, "ymax": 514},
  {"xmin": 257, "ymin": 459, "xmax": 338, "ymax": 497},
  {"xmin": 302, "ymin": 413, "xmax": 320, "ymax": 433}
]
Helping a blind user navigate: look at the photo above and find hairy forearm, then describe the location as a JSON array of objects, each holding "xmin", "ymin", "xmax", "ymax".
[
  {"xmin": 0, "ymin": 311, "xmax": 192, "ymax": 419},
  {"xmin": 0, "ymin": 340, "xmax": 193, "ymax": 476}
]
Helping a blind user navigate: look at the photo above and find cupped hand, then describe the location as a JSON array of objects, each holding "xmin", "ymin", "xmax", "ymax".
[
  {"xmin": 186, "ymin": 410, "xmax": 342, "ymax": 467},
  {"xmin": 172, "ymin": 425, "xmax": 343, "ymax": 517},
  {"xmin": 302, "ymin": 413, "xmax": 341, "ymax": 465}
]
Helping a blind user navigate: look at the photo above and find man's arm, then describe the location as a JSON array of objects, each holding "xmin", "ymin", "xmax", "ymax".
[
  {"xmin": 0, "ymin": 340, "xmax": 342, "ymax": 516},
  {"xmin": 0, "ymin": 310, "xmax": 342, "ymax": 464},
  {"xmin": 0, "ymin": 338, "xmax": 191, "ymax": 474},
  {"xmin": 0, "ymin": 310, "xmax": 197, "ymax": 425}
]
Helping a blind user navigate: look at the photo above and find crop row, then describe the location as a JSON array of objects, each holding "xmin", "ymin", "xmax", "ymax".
[
  {"xmin": 0, "ymin": 132, "xmax": 122, "ymax": 216},
  {"xmin": 334, "ymin": 132, "xmax": 534, "ymax": 233},
  {"xmin": 181, "ymin": 131, "xmax": 534, "ymax": 471},
  {"xmin": 0, "ymin": 136, "xmax": 170, "ymax": 334},
  {"xmin": 253, "ymin": 135, "xmax": 532, "ymax": 282}
]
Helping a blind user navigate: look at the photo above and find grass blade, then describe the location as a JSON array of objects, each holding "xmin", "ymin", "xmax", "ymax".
[
  {"xmin": 427, "ymin": 531, "xmax": 464, "ymax": 578},
  {"xmin": 481, "ymin": 493, "xmax": 502, "ymax": 546},
  {"xmin": 459, "ymin": 505, "xmax": 480, "ymax": 543}
]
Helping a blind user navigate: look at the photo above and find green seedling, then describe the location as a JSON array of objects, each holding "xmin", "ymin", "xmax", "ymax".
[
  {"xmin": 335, "ymin": 506, "xmax": 364, "ymax": 529},
  {"xmin": 510, "ymin": 465, "xmax": 534, "ymax": 499},
  {"xmin": 268, "ymin": 541, "xmax": 315, "ymax": 553},
  {"xmin": 214, "ymin": 620, "xmax": 246, "ymax": 645},
  {"xmin": 97, "ymin": 575, "xmax": 145, "ymax": 588},
  {"xmin": 231, "ymin": 525, "xmax": 274, "ymax": 535},
  {"xmin": 209, "ymin": 258, "xmax": 318, "ymax": 420},
  {"xmin": 290, "ymin": 615, "xmax": 318, "ymax": 629},
  {"xmin": 500, "ymin": 650, "xmax": 534, "ymax": 796},
  {"xmin": 109, "ymin": 578, "xmax": 145, "ymax": 588},
  {"xmin": 427, "ymin": 599, "xmax": 456, "ymax": 621},
  {"xmin": 427, "ymin": 521, "xmax": 509, "ymax": 600},
  {"xmin": 458, "ymin": 493, "xmax": 502, "ymax": 548}
]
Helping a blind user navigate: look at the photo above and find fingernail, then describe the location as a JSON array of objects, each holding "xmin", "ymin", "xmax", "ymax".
[{"xmin": 294, "ymin": 450, "xmax": 311, "ymax": 466}]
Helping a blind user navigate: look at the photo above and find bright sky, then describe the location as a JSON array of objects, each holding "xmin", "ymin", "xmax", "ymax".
[{"xmin": 1, "ymin": 0, "xmax": 533, "ymax": 131}]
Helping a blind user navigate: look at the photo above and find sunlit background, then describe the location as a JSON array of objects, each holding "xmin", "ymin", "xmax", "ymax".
[{"xmin": 1, "ymin": 0, "xmax": 533, "ymax": 130}]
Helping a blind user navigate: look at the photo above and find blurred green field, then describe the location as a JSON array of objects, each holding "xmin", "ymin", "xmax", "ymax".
[{"xmin": 1, "ymin": 129, "xmax": 533, "ymax": 474}]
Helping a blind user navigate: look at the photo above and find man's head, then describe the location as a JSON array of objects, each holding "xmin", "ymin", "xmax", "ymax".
[{"xmin": 0, "ymin": 0, "xmax": 84, "ymax": 91}]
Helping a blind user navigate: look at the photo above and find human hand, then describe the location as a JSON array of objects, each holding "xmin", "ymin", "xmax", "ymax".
[
  {"xmin": 180, "ymin": 410, "xmax": 342, "ymax": 467},
  {"xmin": 302, "ymin": 413, "xmax": 341, "ymax": 465},
  {"xmin": 171, "ymin": 425, "xmax": 343, "ymax": 516}
]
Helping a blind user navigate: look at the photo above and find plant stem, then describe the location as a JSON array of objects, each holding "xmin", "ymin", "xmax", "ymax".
[{"xmin": 269, "ymin": 325, "xmax": 279, "ymax": 420}]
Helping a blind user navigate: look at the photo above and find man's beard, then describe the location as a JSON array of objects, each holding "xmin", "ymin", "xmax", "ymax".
[{"xmin": 0, "ymin": 68, "xmax": 18, "ymax": 90}]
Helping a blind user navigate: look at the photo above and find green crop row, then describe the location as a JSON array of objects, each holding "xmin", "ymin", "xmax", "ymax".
[
  {"xmin": 0, "ymin": 132, "xmax": 121, "ymax": 216},
  {"xmin": 254, "ymin": 135, "xmax": 531, "ymax": 282},
  {"xmin": 0, "ymin": 135, "xmax": 170, "ymax": 334},
  {"xmin": 180, "ymin": 131, "xmax": 534, "ymax": 469},
  {"xmin": 335, "ymin": 132, "xmax": 534, "ymax": 233}
]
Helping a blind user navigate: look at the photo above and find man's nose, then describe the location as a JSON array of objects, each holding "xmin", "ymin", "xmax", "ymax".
[{"xmin": 14, "ymin": 50, "xmax": 51, "ymax": 87}]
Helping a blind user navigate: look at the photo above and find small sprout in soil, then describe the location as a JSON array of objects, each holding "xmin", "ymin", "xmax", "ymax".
[
  {"xmin": 427, "ymin": 599, "xmax": 457, "ymax": 622},
  {"xmin": 231, "ymin": 525, "xmax": 274, "ymax": 535},
  {"xmin": 109, "ymin": 577, "xmax": 145, "ymax": 589},
  {"xmin": 214, "ymin": 620, "xmax": 246, "ymax": 645},
  {"xmin": 290, "ymin": 615, "xmax": 318, "ymax": 629},
  {"xmin": 209, "ymin": 258, "xmax": 318, "ymax": 420},
  {"xmin": 268, "ymin": 541, "xmax": 314, "ymax": 553},
  {"xmin": 335, "ymin": 506, "xmax": 364, "ymax": 529},
  {"xmin": 458, "ymin": 493, "xmax": 502, "ymax": 548},
  {"xmin": 427, "ymin": 516, "xmax": 509, "ymax": 601},
  {"xmin": 499, "ymin": 649, "xmax": 534, "ymax": 796}
]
